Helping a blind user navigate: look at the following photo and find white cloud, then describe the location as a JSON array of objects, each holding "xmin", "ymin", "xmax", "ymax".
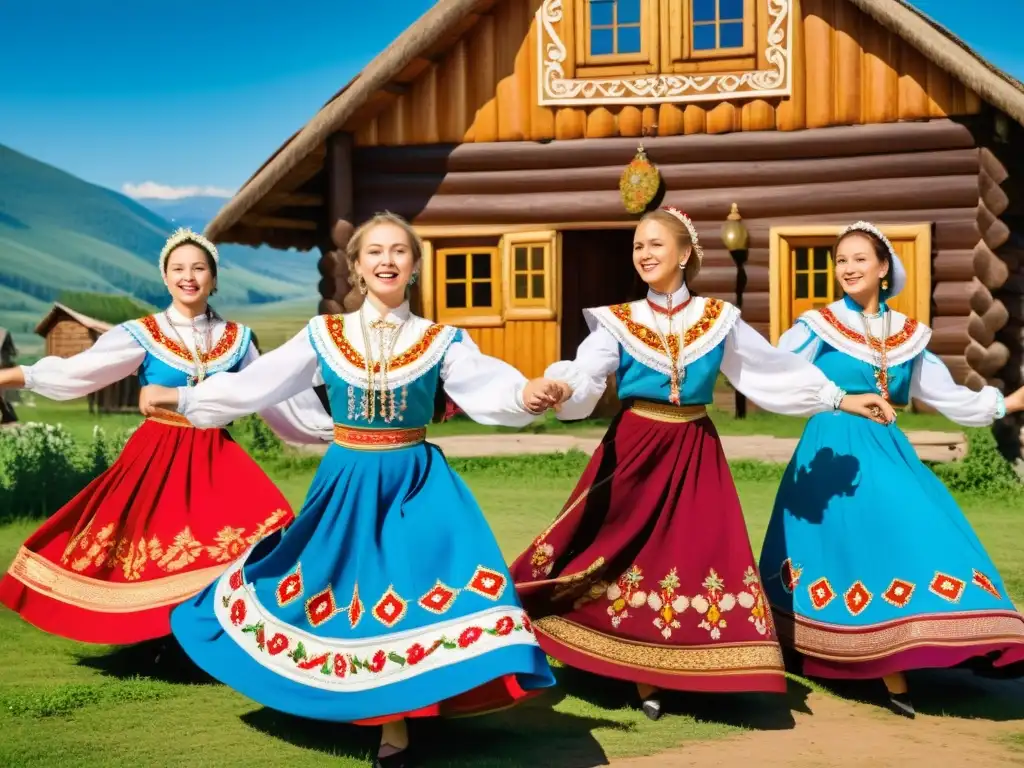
[{"xmin": 121, "ymin": 181, "xmax": 235, "ymax": 200}]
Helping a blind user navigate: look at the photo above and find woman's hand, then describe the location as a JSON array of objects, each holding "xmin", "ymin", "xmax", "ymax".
[
  {"xmin": 0, "ymin": 368, "xmax": 26, "ymax": 390},
  {"xmin": 839, "ymin": 393, "xmax": 897, "ymax": 424},
  {"xmin": 522, "ymin": 378, "xmax": 573, "ymax": 414},
  {"xmin": 138, "ymin": 385, "xmax": 179, "ymax": 416},
  {"xmin": 1004, "ymin": 385, "xmax": 1024, "ymax": 415}
]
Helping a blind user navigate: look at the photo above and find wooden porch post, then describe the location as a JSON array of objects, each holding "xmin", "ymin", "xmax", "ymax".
[{"xmin": 318, "ymin": 131, "xmax": 362, "ymax": 315}]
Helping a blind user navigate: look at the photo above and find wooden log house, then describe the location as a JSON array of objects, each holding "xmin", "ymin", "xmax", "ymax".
[
  {"xmin": 35, "ymin": 303, "xmax": 140, "ymax": 413},
  {"xmin": 205, "ymin": 0, "xmax": 1024, "ymax": 452}
]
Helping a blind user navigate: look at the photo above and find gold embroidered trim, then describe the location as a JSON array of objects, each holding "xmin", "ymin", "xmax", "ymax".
[
  {"xmin": 775, "ymin": 608, "xmax": 1024, "ymax": 662},
  {"xmin": 147, "ymin": 409, "xmax": 195, "ymax": 428},
  {"xmin": 628, "ymin": 401, "xmax": 708, "ymax": 423},
  {"xmin": 333, "ymin": 424, "xmax": 426, "ymax": 450},
  {"xmin": 7, "ymin": 547, "xmax": 226, "ymax": 613},
  {"xmin": 534, "ymin": 616, "xmax": 784, "ymax": 674}
]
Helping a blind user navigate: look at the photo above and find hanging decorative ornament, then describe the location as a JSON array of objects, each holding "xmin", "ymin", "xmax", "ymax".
[{"xmin": 619, "ymin": 139, "xmax": 661, "ymax": 215}]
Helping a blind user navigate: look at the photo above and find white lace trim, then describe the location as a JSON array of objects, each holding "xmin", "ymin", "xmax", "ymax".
[
  {"xmin": 213, "ymin": 556, "xmax": 541, "ymax": 693},
  {"xmin": 308, "ymin": 314, "xmax": 458, "ymax": 390},
  {"xmin": 584, "ymin": 297, "xmax": 740, "ymax": 377},
  {"xmin": 799, "ymin": 305, "xmax": 931, "ymax": 368},
  {"xmin": 122, "ymin": 317, "xmax": 250, "ymax": 376}
]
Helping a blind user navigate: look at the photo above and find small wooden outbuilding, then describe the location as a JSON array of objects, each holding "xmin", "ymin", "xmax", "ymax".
[{"xmin": 0, "ymin": 328, "xmax": 17, "ymax": 423}]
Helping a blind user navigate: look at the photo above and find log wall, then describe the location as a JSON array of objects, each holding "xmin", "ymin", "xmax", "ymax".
[{"xmin": 344, "ymin": 0, "xmax": 981, "ymax": 146}]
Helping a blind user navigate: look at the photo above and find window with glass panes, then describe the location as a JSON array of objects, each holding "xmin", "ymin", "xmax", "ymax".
[
  {"xmin": 511, "ymin": 245, "xmax": 548, "ymax": 306},
  {"xmin": 691, "ymin": 0, "xmax": 747, "ymax": 52},
  {"xmin": 437, "ymin": 248, "xmax": 500, "ymax": 319},
  {"xmin": 589, "ymin": 0, "xmax": 643, "ymax": 56},
  {"xmin": 790, "ymin": 246, "xmax": 835, "ymax": 318}
]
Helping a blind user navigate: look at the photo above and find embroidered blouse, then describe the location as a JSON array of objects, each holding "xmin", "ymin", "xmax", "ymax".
[
  {"xmin": 779, "ymin": 295, "xmax": 1006, "ymax": 427},
  {"xmin": 20, "ymin": 306, "xmax": 333, "ymax": 443},
  {"xmin": 175, "ymin": 300, "xmax": 540, "ymax": 429},
  {"xmin": 548, "ymin": 284, "xmax": 845, "ymax": 421}
]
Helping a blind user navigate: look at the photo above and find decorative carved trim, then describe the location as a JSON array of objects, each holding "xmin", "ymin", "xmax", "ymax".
[{"xmin": 536, "ymin": 0, "xmax": 794, "ymax": 106}]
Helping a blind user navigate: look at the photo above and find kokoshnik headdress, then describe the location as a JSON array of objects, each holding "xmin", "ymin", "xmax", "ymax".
[
  {"xmin": 659, "ymin": 206, "xmax": 705, "ymax": 263},
  {"xmin": 159, "ymin": 227, "xmax": 220, "ymax": 272},
  {"xmin": 838, "ymin": 221, "xmax": 906, "ymax": 298}
]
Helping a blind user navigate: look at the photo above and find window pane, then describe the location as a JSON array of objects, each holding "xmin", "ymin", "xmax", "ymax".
[
  {"xmin": 813, "ymin": 248, "xmax": 830, "ymax": 270},
  {"xmin": 719, "ymin": 0, "xmax": 745, "ymax": 21},
  {"xmin": 590, "ymin": 0, "xmax": 614, "ymax": 26},
  {"xmin": 531, "ymin": 246, "xmax": 545, "ymax": 271},
  {"xmin": 591, "ymin": 27, "xmax": 614, "ymax": 55},
  {"xmin": 617, "ymin": 0, "xmax": 641, "ymax": 25},
  {"xmin": 471, "ymin": 282, "xmax": 493, "ymax": 308},
  {"xmin": 471, "ymin": 252, "xmax": 492, "ymax": 278},
  {"xmin": 794, "ymin": 273, "xmax": 809, "ymax": 299},
  {"xmin": 515, "ymin": 274, "xmax": 529, "ymax": 299},
  {"xmin": 813, "ymin": 272, "xmax": 829, "ymax": 298},
  {"xmin": 514, "ymin": 247, "xmax": 528, "ymax": 271},
  {"xmin": 446, "ymin": 282, "xmax": 467, "ymax": 309},
  {"xmin": 532, "ymin": 274, "xmax": 546, "ymax": 299},
  {"xmin": 618, "ymin": 24, "xmax": 642, "ymax": 54},
  {"xmin": 692, "ymin": 0, "xmax": 716, "ymax": 23},
  {"xmin": 446, "ymin": 252, "xmax": 466, "ymax": 280},
  {"xmin": 794, "ymin": 248, "xmax": 808, "ymax": 271},
  {"xmin": 692, "ymin": 23, "xmax": 717, "ymax": 51},
  {"xmin": 720, "ymin": 21, "xmax": 744, "ymax": 48}
]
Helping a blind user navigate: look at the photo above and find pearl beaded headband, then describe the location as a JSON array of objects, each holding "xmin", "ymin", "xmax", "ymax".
[
  {"xmin": 160, "ymin": 227, "xmax": 220, "ymax": 272},
  {"xmin": 839, "ymin": 221, "xmax": 897, "ymax": 263},
  {"xmin": 837, "ymin": 220, "xmax": 906, "ymax": 298},
  {"xmin": 659, "ymin": 206, "xmax": 705, "ymax": 261}
]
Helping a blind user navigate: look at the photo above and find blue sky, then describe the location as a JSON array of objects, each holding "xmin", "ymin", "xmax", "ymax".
[{"xmin": 1, "ymin": 0, "xmax": 1020, "ymax": 200}]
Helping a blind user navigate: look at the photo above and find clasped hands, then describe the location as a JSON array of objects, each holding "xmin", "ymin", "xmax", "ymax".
[
  {"xmin": 521, "ymin": 378, "xmax": 573, "ymax": 415},
  {"xmin": 138, "ymin": 384, "xmax": 178, "ymax": 417}
]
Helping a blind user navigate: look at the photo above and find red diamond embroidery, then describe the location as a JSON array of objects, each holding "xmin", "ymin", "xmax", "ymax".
[
  {"xmin": 882, "ymin": 578, "xmax": 915, "ymax": 608},
  {"xmin": 972, "ymin": 569, "xmax": 1002, "ymax": 599},
  {"xmin": 348, "ymin": 584, "xmax": 364, "ymax": 628},
  {"xmin": 373, "ymin": 587, "xmax": 408, "ymax": 627},
  {"xmin": 780, "ymin": 558, "xmax": 803, "ymax": 594},
  {"xmin": 305, "ymin": 586, "xmax": 340, "ymax": 628},
  {"xmin": 929, "ymin": 572, "xmax": 966, "ymax": 603},
  {"xmin": 467, "ymin": 567, "xmax": 507, "ymax": 600},
  {"xmin": 808, "ymin": 578, "xmax": 835, "ymax": 610},
  {"xmin": 276, "ymin": 565, "xmax": 303, "ymax": 607},
  {"xmin": 419, "ymin": 582, "xmax": 458, "ymax": 615},
  {"xmin": 844, "ymin": 581, "xmax": 873, "ymax": 616}
]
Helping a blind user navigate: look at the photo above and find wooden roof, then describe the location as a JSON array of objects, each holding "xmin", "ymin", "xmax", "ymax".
[
  {"xmin": 205, "ymin": 0, "xmax": 1024, "ymax": 250},
  {"xmin": 35, "ymin": 303, "xmax": 113, "ymax": 337}
]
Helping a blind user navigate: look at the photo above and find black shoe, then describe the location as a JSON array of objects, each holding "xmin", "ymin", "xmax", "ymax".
[
  {"xmin": 373, "ymin": 745, "xmax": 413, "ymax": 768},
  {"xmin": 641, "ymin": 698, "xmax": 663, "ymax": 721},
  {"xmin": 887, "ymin": 692, "xmax": 916, "ymax": 719}
]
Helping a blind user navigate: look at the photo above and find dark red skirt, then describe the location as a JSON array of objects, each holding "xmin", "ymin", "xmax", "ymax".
[
  {"xmin": 0, "ymin": 416, "xmax": 293, "ymax": 645},
  {"xmin": 510, "ymin": 402, "xmax": 786, "ymax": 693}
]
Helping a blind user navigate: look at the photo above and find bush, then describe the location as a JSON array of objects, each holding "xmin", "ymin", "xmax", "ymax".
[
  {"xmin": 0, "ymin": 422, "xmax": 133, "ymax": 524},
  {"xmin": 929, "ymin": 427, "xmax": 1024, "ymax": 497},
  {"xmin": 230, "ymin": 414, "xmax": 285, "ymax": 461}
]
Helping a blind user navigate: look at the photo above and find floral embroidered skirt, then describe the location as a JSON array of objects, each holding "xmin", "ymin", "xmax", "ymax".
[
  {"xmin": 0, "ymin": 418, "xmax": 292, "ymax": 645},
  {"xmin": 759, "ymin": 410, "xmax": 1024, "ymax": 680},
  {"xmin": 169, "ymin": 440, "xmax": 555, "ymax": 724},
  {"xmin": 509, "ymin": 406, "xmax": 787, "ymax": 693}
]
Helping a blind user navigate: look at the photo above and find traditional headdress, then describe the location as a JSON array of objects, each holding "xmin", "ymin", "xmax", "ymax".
[
  {"xmin": 838, "ymin": 221, "xmax": 905, "ymax": 298},
  {"xmin": 659, "ymin": 206, "xmax": 705, "ymax": 262},
  {"xmin": 159, "ymin": 227, "xmax": 219, "ymax": 272}
]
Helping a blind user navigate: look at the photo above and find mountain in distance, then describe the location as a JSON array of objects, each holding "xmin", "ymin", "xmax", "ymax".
[{"xmin": 0, "ymin": 144, "xmax": 319, "ymax": 357}]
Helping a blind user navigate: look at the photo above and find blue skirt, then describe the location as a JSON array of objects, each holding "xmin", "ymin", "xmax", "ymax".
[
  {"xmin": 758, "ymin": 410, "xmax": 1024, "ymax": 679},
  {"xmin": 171, "ymin": 441, "xmax": 555, "ymax": 723}
]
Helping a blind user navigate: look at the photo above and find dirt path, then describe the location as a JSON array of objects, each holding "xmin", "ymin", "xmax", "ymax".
[{"xmin": 613, "ymin": 691, "xmax": 1023, "ymax": 768}]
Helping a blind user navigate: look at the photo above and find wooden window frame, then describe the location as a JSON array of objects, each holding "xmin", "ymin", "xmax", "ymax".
[
  {"xmin": 434, "ymin": 245, "xmax": 504, "ymax": 328},
  {"xmin": 789, "ymin": 244, "xmax": 837, "ymax": 318},
  {"xmin": 768, "ymin": 224, "xmax": 932, "ymax": 344},
  {"xmin": 502, "ymin": 231, "xmax": 560, "ymax": 321},
  {"xmin": 575, "ymin": 0, "xmax": 660, "ymax": 76},
  {"xmin": 671, "ymin": 0, "xmax": 756, "ymax": 64}
]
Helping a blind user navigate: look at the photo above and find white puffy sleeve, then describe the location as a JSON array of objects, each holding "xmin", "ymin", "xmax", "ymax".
[
  {"xmin": 720, "ymin": 319, "xmax": 844, "ymax": 417},
  {"xmin": 177, "ymin": 329, "xmax": 322, "ymax": 430},
  {"xmin": 440, "ymin": 332, "xmax": 538, "ymax": 428},
  {"xmin": 544, "ymin": 325, "xmax": 620, "ymax": 422},
  {"xmin": 910, "ymin": 351, "xmax": 1006, "ymax": 427},
  {"xmin": 238, "ymin": 344, "xmax": 333, "ymax": 444},
  {"xmin": 776, "ymin": 321, "xmax": 823, "ymax": 360},
  {"xmin": 20, "ymin": 325, "xmax": 144, "ymax": 400}
]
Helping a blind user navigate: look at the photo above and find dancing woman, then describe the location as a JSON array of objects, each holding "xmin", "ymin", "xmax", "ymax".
[
  {"xmin": 508, "ymin": 207, "xmax": 892, "ymax": 720},
  {"xmin": 0, "ymin": 228, "xmax": 332, "ymax": 645},
  {"xmin": 139, "ymin": 212, "xmax": 559, "ymax": 768},
  {"xmin": 758, "ymin": 221, "xmax": 1024, "ymax": 718}
]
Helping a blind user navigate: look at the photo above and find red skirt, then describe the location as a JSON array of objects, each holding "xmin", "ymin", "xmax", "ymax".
[
  {"xmin": 510, "ymin": 401, "xmax": 786, "ymax": 693},
  {"xmin": 0, "ymin": 415, "xmax": 293, "ymax": 645}
]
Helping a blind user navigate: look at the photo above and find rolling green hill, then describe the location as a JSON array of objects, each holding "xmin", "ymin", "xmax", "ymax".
[{"xmin": 0, "ymin": 144, "xmax": 318, "ymax": 358}]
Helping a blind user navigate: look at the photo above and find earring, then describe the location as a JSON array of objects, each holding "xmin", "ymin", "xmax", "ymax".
[
  {"xmin": 409, "ymin": 271, "xmax": 419, "ymax": 286},
  {"xmin": 357, "ymin": 275, "xmax": 368, "ymax": 295},
  {"xmin": 678, "ymin": 262, "xmax": 685, "ymax": 270},
  {"xmin": 881, "ymin": 278, "xmax": 889, "ymax": 291}
]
